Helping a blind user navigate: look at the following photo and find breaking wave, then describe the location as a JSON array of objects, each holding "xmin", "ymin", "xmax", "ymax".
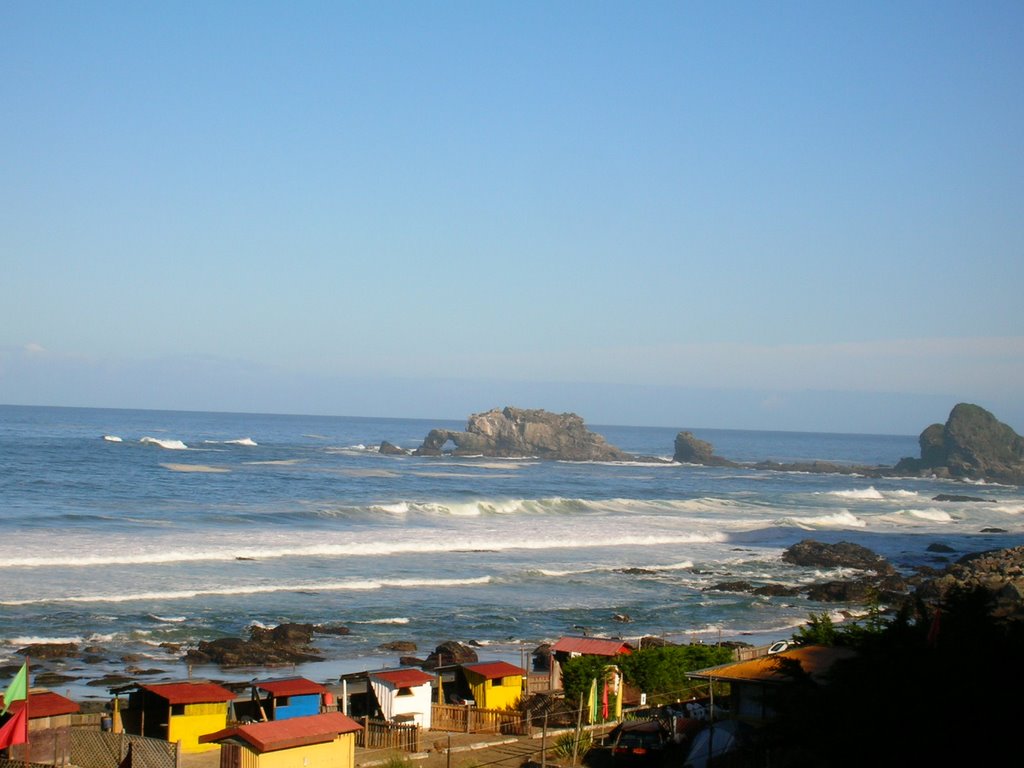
[
  {"xmin": 0, "ymin": 577, "xmax": 493, "ymax": 606},
  {"xmin": 140, "ymin": 436, "xmax": 188, "ymax": 450}
]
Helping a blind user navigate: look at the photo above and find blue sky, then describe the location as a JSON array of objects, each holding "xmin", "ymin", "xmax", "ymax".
[{"xmin": 2, "ymin": 1, "xmax": 1022, "ymax": 434}]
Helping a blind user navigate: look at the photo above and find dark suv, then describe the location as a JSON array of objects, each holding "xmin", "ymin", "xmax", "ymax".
[{"xmin": 610, "ymin": 720, "xmax": 670, "ymax": 767}]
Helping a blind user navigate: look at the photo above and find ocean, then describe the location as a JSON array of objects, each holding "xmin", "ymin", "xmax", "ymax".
[{"xmin": 2, "ymin": 404, "xmax": 1022, "ymax": 703}]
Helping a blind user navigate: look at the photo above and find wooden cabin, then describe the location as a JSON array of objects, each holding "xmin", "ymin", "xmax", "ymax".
[
  {"xmin": 124, "ymin": 681, "xmax": 236, "ymax": 753},
  {"xmin": 686, "ymin": 645, "xmax": 858, "ymax": 725},
  {"xmin": 367, "ymin": 668, "xmax": 434, "ymax": 728},
  {"xmin": 200, "ymin": 711, "xmax": 362, "ymax": 768},
  {"xmin": 0, "ymin": 688, "xmax": 81, "ymax": 763},
  {"xmin": 460, "ymin": 661, "xmax": 526, "ymax": 710},
  {"xmin": 548, "ymin": 636, "xmax": 632, "ymax": 690},
  {"xmin": 251, "ymin": 677, "xmax": 329, "ymax": 722}
]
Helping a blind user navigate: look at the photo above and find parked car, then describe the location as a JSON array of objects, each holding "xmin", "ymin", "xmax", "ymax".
[{"xmin": 609, "ymin": 719, "xmax": 670, "ymax": 766}]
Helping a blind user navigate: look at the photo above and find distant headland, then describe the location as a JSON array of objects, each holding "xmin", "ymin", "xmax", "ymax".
[{"xmin": 380, "ymin": 402, "xmax": 1024, "ymax": 485}]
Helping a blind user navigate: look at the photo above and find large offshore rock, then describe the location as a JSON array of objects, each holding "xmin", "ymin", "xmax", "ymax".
[
  {"xmin": 672, "ymin": 431, "xmax": 738, "ymax": 466},
  {"xmin": 413, "ymin": 406, "xmax": 632, "ymax": 461},
  {"xmin": 894, "ymin": 403, "xmax": 1024, "ymax": 484}
]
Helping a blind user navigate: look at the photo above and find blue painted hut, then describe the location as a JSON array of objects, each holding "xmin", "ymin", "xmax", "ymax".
[{"xmin": 253, "ymin": 677, "xmax": 329, "ymax": 721}]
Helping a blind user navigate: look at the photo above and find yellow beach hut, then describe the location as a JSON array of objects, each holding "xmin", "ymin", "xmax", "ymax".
[
  {"xmin": 125, "ymin": 681, "xmax": 236, "ymax": 753},
  {"xmin": 461, "ymin": 661, "xmax": 526, "ymax": 710},
  {"xmin": 200, "ymin": 711, "xmax": 362, "ymax": 768}
]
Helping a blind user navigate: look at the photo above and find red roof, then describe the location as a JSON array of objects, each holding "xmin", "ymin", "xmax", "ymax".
[
  {"xmin": 139, "ymin": 682, "xmax": 236, "ymax": 705},
  {"xmin": 201, "ymin": 712, "xmax": 362, "ymax": 753},
  {"xmin": 462, "ymin": 661, "xmax": 526, "ymax": 680},
  {"xmin": 370, "ymin": 669, "xmax": 435, "ymax": 688},
  {"xmin": 551, "ymin": 636, "xmax": 632, "ymax": 656},
  {"xmin": 255, "ymin": 677, "xmax": 328, "ymax": 697},
  {"xmin": 0, "ymin": 690, "xmax": 80, "ymax": 719}
]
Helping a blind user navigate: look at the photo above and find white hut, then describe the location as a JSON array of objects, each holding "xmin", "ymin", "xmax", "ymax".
[{"xmin": 368, "ymin": 668, "xmax": 435, "ymax": 729}]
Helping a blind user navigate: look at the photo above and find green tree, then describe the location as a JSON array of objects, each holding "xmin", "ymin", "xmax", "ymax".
[
  {"xmin": 560, "ymin": 653, "xmax": 611, "ymax": 705},
  {"xmin": 617, "ymin": 644, "xmax": 733, "ymax": 703}
]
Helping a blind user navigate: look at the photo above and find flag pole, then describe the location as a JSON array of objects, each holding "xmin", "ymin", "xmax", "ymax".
[{"xmin": 24, "ymin": 657, "xmax": 31, "ymax": 768}]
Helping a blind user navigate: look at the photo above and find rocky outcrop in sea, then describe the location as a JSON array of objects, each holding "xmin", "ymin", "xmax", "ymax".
[
  {"xmin": 412, "ymin": 406, "xmax": 633, "ymax": 461},
  {"xmin": 673, "ymin": 402, "xmax": 1024, "ymax": 485}
]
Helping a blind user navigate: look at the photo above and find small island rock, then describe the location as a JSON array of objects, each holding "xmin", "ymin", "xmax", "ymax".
[{"xmin": 413, "ymin": 407, "xmax": 632, "ymax": 461}]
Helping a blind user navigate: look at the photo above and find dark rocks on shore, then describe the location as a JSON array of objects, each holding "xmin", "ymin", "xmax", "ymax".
[
  {"xmin": 419, "ymin": 641, "xmax": 478, "ymax": 670},
  {"xmin": 782, "ymin": 539, "xmax": 896, "ymax": 575},
  {"xmin": 34, "ymin": 672, "xmax": 79, "ymax": 686},
  {"xmin": 933, "ymin": 494, "xmax": 994, "ymax": 503},
  {"xmin": 17, "ymin": 642, "xmax": 79, "ymax": 659},
  {"xmin": 313, "ymin": 624, "xmax": 352, "ymax": 636},
  {"xmin": 379, "ymin": 640, "xmax": 417, "ymax": 652},
  {"xmin": 184, "ymin": 622, "xmax": 326, "ymax": 667},
  {"xmin": 378, "ymin": 441, "xmax": 409, "ymax": 456},
  {"xmin": 411, "ymin": 406, "xmax": 632, "ymax": 461},
  {"xmin": 914, "ymin": 546, "xmax": 1024, "ymax": 620}
]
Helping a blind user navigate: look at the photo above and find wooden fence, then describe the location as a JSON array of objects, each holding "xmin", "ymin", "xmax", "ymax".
[
  {"xmin": 69, "ymin": 730, "xmax": 178, "ymax": 768},
  {"xmin": 431, "ymin": 704, "xmax": 529, "ymax": 735},
  {"xmin": 355, "ymin": 718, "xmax": 421, "ymax": 753}
]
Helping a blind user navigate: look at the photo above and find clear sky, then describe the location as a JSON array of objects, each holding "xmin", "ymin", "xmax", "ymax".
[{"xmin": 2, "ymin": 1, "xmax": 1022, "ymax": 434}]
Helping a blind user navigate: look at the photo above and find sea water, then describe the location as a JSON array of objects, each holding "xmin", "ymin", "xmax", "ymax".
[{"xmin": 1, "ymin": 404, "xmax": 1022, "ymax": 702}]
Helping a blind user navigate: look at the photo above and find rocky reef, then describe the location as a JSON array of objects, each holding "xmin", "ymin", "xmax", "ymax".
[
  {"xmin": 674, "ymin": 403, "xmax": 1024, "ymax": 485},
  {"xmin": 412, "ymin": 406, "xmax": 632, "ymax": 461},
  {"xmin": 893, "ymin": 402, "xmax": 1024, "ymax": 484}
]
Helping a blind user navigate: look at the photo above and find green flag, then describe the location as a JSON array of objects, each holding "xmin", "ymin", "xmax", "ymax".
[{"xmin": 1, "ymin": 662, "xmax": 28, "ymax": 715}]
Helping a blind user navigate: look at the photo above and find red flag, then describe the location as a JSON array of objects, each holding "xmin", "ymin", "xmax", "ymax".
[
  {"xmin": 0, "ymin": 707, "xmax": 28, "ymax": 750},
  {"xmin": 602, "ymin": 680, "xmax": 609, "ymax": 720}
]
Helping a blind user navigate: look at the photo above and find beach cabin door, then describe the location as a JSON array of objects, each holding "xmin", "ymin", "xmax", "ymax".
[{"xmin": 219, "ymin": 743, "xmax": 242, "ymax": 768}]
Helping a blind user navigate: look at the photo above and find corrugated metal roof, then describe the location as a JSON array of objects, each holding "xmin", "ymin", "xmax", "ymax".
[
  {"xmin": 551, "ymin": 636, "xmax": 632, "ymax": 656},
  {"xmin": 370, "ymin": 669, "xmax": 435, "ymax": 688},
  {"xmin": 686, "ymin": 645, "xmax": 858, "ymax": 685},
  {"xmin": 201, "ymin": 712, "xmax": 362, "ymax": 752},
  {"xmin": 462, "ymin": 661, "xmax": 526, "ymax": 680},
  {"xmin": 0, "ymin": 690, "xmax": 80, "ymax": 719},
  {"xmin": 255, "ymin": 677, "xmax": 328, "ymax": 697},
  {"xmin": 140, "ymin": 681, "xmax": 236, "ymax": 704}
]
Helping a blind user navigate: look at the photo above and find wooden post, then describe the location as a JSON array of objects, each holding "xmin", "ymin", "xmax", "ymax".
[{"xmin": 541, "ymin": 713, "xmax": 548, "ymax": 768}]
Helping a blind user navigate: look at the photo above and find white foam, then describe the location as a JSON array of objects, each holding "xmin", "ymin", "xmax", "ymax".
[
  {"xmin": 140, "ymin": 436, "xmax": 188, "ymax": 450},
  {"xmin": 102, "ymin": 435, "xmax": 123, "ymax": 442},
  {"xmin": 779, "ymin": 510, "xmax": 866, "ymax": 529},
  {"xmin": 0, "ymin": 576, "xmax": 493, "ymax": 606},
  {"xmin": 225, "ymin": 438, "xmax": 257, "ymax": 446},
  {"xmin": 826, "ymin": 487, "xmax": 884, "ymax": 500},
  {"xmin": 905, "ymin": 507, "xmax": 953, "ymax": 522},
  {"xmin": 148, "ymin": 614, "xmax": 187, "ymax": 623},
  {"xmin": 2, "ymin": 532, "xmax": 727, "ymax": 570},
  {"xmin": 353, "ymin": 617, "xmax": 410, "ymax": 625},
  {"xmin": 160, "ymin": 463, "xmax": 230, "ymax": 473}
]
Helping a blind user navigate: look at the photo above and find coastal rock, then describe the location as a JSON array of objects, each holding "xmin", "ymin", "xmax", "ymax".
[
  {"xmin": 184, "ymin": 623, "xmax": 325, "ymax": 667},
  {"xmin": 314, "ymin": 624, "xmax": 352, "ymax": 636},
  {"xmin": 379, "ymin": 641, "xmax": 417, "ymax": 652},
  {"xmin": 17, "ymin": 642, "xmax": 79, "ymax": 659},
  {"xmin": 421, "ymin": 641, "xmax": 478, "ymax": 669},
  {"xmin": 673, "ymin": 432, "xmax": 737, "ymax": 467},
  {"xmin": 893, "ymin": 403, "xmax": 1024, "ymax": 484},
  {"xmin": 412, "ymin": 406, "xmax": 632, "ymax": 461},
  {"xmin": 378, "ymin": 441, "xmax": 408, "ymax": 456},
  {"xmin": 782, "ymin": 540, "xmax": 895, "ymax": 575},
  {"xmin": 915, "ymin": 546, "xmax": 1024, "ymax": 619}
]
